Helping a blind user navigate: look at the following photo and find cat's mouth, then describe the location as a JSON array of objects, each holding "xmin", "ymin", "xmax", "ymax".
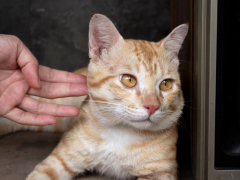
[{"xmin": 130, "ymin": 118, "xmax": 152, "ymax": 123}]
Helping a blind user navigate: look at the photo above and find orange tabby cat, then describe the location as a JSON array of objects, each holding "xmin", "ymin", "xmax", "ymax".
[{"xmin": 0, "ymin": 14, "xmax": 188, "ymax": 180}]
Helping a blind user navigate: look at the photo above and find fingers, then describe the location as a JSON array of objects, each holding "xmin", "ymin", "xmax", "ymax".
[
  {"xmin": 28, "ymin": 81, "xmax": 88, "ymax": 99},
  {"xmin": 18, "ymin": 96, "xmax": 79, "ymax": 117},
  {"xmin": 3, "ymin": 107, "xmax": 57, "ymax": 126},
  {"xmin": 16, "ymin": 38, "xmax": 41, "ymax": 89},
  {"xmin": 39, "ymin": 66, "xmax": 87, "ymax": 84}
]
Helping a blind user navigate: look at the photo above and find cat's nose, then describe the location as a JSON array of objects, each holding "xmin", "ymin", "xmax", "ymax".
[{"xmin": 144, "ymin": 104, "xmax": 159, "ymax": 115}]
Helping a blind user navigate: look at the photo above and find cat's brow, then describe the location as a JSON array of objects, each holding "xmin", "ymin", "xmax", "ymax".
[{"xmin": 131, "ymin": 40, "xmax": 161, "ymax": 76}]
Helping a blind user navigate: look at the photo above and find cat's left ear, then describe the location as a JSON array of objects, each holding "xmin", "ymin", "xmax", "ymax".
[
  {"xmin": 89, "ymin": 14, "xmax": 124, "ymax": 60},
  {"xmin": 161, "ymin": 24, "xmax": 188, "ymax": 63}
]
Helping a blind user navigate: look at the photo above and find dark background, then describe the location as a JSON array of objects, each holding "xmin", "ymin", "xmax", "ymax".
[
  {"xmin": 0, "ymin": 0, "xmax": 170, "ymax": 71},
  {"xmin": 215, "ymin": 0, "xmax": 240, "ymax": 169}
]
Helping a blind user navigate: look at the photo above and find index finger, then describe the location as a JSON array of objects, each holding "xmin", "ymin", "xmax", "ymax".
[{"xmin": 39, "ymin": 66, "xmax": 87, "ymax": 84}]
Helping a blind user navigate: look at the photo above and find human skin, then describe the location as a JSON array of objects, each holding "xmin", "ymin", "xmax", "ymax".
[{"xmin": 0, "ymin": 34, "xmax": 88, "ymax": 126}]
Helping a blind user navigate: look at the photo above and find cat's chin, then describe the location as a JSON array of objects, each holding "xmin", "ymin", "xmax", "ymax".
[
  {"xmin": 127, "ymin": 118, "xmax": 156, "ymax": 131},
  {"xmin": 127, "ymin": 116, "xmax": 177, "ymax": 131},
  {"xmin": 130, "ymin": 118, "xmax": 152, "ymax": 123}
]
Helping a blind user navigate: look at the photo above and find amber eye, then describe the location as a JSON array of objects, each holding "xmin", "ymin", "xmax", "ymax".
[
  {"xmin": 160, "ymin": 79, "xmax": 173, "ymax": 91},
  {"xmin": 121, "ymin": 74, "xmax": 137, "ymax": 88}
]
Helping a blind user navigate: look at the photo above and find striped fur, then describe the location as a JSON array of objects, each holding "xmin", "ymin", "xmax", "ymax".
[{"xmin": 1, "ymin": 14, "xmax": 188, "ymax": 180}]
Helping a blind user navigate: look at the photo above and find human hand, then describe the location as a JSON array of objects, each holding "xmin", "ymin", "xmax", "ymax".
[{"xmin": 0, "ymin": 34, "xmax": 88, "ymax": 126}]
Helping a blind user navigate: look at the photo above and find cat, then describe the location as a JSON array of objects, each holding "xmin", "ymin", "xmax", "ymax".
[{"xmin": 0, "ymin": 14, "xmax": 188, "ymax": 180}]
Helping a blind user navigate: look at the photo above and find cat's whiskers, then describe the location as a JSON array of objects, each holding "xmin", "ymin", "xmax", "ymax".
[
  {"xmin": 83, "ymin": 99, "xmax": 141, "ymax": 114},
  {"xmin": 98, "ymin": 105, "xmax": 140, "ymax": 115},
  {"xmin": 183, "ymin": 103, "xmax": 200, "ymax": 110},
  {"xmin": 177, "ymin": 115, "xmax": 188, "ymax": 132},
  {"xmin": 101, "ymin": 105, "xmax": 140, "ymax": 113},
  {"xmin": 154, "ymin": 110, "xmax": 172, "ymax": 120},
  {"xmin": 82, "ymin": 99, "xmax": 121, "ymax": 106}
]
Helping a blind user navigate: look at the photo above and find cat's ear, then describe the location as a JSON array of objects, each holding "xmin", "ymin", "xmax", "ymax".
[
  {"xmin": 161, "ymin": 24, "xmax": 188, "ymax": 62},
  {"xmin": 89, "ymin": 14, "xmax": 123, "ymax": 60}
]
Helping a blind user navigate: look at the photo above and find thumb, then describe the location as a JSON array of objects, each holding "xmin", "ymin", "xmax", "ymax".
[{"xmin": 17, "ymin": 41, "xmax": 41, "ymax": 90}]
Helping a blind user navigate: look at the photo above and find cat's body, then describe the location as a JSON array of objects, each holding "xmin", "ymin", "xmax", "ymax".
[{"xmin": 0, "ymin": 14, "xmax": 188, "ymax": 180}]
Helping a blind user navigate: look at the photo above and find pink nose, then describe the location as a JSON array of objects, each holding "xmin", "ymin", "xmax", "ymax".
[{"xmin": 144, "ymin": 105, "xmax": 159, "ymax": 115}]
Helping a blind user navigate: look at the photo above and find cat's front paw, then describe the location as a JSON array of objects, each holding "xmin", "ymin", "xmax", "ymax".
[
  {"xmin": 138, "ymin": 171, "xmax": 177, "ymax": 180},
  {"xmin": 27, "ymin": 171, "xmax": 53, "ymax": 180},
  {"xmin": 26, "ymin": 162, "xmax": 60, "ymax": 180}
]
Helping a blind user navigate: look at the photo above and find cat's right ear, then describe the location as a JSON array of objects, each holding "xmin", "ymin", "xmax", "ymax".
[
  {"xmin": 89, "ymin": 14, "xmax": 123, "ymax": 60},
  {"xmin": 160, "ymin": 24, "xmax": 188, "ymax": 64}
]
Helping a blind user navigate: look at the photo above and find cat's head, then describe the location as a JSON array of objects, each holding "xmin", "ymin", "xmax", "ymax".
[{"xmin": 87, "ymin": 14, "xmax": 188, "ymax": 131}]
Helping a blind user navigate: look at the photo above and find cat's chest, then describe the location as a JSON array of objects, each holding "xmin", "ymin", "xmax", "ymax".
[
  {"xmin": 101, "ymin": 126, "xmax": 144, "ymax": 150},
  {"xmin": 93, "ymin": 127, "xmax": 145, "ymax": 179},
  {"xmin": 95, "ymin": 147, "xmax": 135, "ymax": 179}
]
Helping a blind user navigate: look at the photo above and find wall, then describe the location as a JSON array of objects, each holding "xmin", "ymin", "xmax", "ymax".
[{"xmin": 0, "ymin": 0, "xmax": 170, "ymax": 71}]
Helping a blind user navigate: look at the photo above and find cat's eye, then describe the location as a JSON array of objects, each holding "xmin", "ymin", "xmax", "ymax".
[
  {"xmin": 120, "ymin": 74, "xmax": 137, "ymax": 88},
  {"xmin": 160, "ymin": 79, "xmax": 173, "ymax": 91}
]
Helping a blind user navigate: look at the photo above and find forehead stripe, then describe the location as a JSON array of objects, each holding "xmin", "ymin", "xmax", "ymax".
[
  {"xmin": 88, "ymin": 75, "xmax": 115, "ymax": 88},
  {"xmin": 147, "ymin": 41, "xmax": 158, "ymax": 58},
  {"xmin": 133, "ymin": 41, "xmax": 142, "ymax": 62}
]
